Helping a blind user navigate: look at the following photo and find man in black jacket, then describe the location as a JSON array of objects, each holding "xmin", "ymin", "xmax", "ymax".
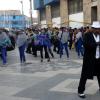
[{"xmin": 78, "ymin": 21, "xmax": 100, "ymax": 98}]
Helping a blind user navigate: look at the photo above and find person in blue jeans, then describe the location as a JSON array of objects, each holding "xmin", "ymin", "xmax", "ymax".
[
  {"xmin": 0, "ymin": 30, "xmax": 11, "ymax": 65},
  {"xmin": 75, "ymin": 29, "xmax": 84, "ymax": 58},
  {"xmin": 17, "ymin": 30, "xmax": 28, "ymax": 64},
  {"xmin": 19, "ymin": 43, "xmax": 26, "ymax": 63},
  {"xmin": 1, "ymin": 47, "xmax": 7, "ymax": 64},
  {"xmin": 59, "ymin": 42, "xmax": 69, "ymax": 58},
  {"xmin": 58, "ymin": 27, "xmax": 69, "ymax": 59}
]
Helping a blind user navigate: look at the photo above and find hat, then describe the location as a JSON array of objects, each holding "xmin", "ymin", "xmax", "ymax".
[{"xmin": 91, "ymin": 21, "xmax": 100, "ymax": 28}]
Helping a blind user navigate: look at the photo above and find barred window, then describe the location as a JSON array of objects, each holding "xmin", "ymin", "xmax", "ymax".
[{"xmin": 68, "ymin": 0, "xmax": 83, "ymax": 14}]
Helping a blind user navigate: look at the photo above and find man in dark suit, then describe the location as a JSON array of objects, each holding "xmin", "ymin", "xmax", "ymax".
[{"xmin": 78, "ymin": 21, "xmax": 100, "ymax": 98}]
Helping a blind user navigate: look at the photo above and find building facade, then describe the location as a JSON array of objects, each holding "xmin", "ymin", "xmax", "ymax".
[
  {"xmin": 0, "ymin": 10, "xmax": 28, "ymax": 29},
  {"xmin": 34, "ymin": 0, "xmax": 100, "ymax": 28}
]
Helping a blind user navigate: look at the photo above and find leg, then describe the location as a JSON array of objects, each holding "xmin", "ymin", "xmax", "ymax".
[
  {"xmin": 97, "ymin": 76, "xmax": 100, "ymax": 89},
  {"xmin": 78, "ymin": 75, "xmax": 87, "ymax": 94},
  {"xmin": 59, "ymin": 42, "xmax": 63, "ymax": 58},
  {"xmin": 1, "ymin": 47, "xmax": 7, "ymax": 64},
  {"xmin": 19, "ymin": 46, "xmax": 23, "ymax": 63},
  {"xmin": 64, "ymin": 43, "xmax": 69, "ymax": 58},
  {"xmin": 43, "ymin": 45, "xmax": 50, "ymax": 62},
  {"xmin": 40, "ymin": 46, "xmax": 43, "ymax": 62},
  {"xmin": 33, "ymin": 45, "xmax": 37, "ymax": 57},
  {"xmin": 21, "ymin": 44, "xmax": 26, "ymax": 62},
  {"xmin": 44, "ymin": 45, "xmax": 49, "ymax": 59},
  {"xmin": 48, "ymin": 48, "xmax": 54, "ymax": 58}
]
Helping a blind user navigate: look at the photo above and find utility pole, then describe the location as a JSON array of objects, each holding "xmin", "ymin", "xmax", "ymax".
[
  {"xmin": 20, "ymin": 0, "xmax": 25, "ymax": 29},
  {"xmin": 29, "ymin": 0, "xmax": 33, "ymax": 25},
  {"xmin": 20, "ymin": 0, "xmax": 24, "ymax": 15}
]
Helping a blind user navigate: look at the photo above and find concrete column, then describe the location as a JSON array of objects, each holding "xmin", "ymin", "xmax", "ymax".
[
  {"xmin": 83, "ymin": 0, "xmax": 92, "ymax": 26},
  {"xmin": 60, "ymin": 0, "xmax": 69, "ymax": 27},
  {"xmin": 46, "ymin": 5, "xmax": 52, "ymax": 28},
  {"xmin": 97, "ymin": 0, "xmax": 100, "ymax": 21}
]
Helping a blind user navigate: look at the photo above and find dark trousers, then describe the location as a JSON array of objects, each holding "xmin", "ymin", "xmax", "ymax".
[
  {"xmin": 78, "ymin": 75, "xmax": 100, "ymax": 93},
  {"xmin": 26, "ymin": 43, "xmax": 32, "ymax": 53},
  {"xmin": 32, "ymin": 45, "xmax": 50, "ymax": 59},
  {"xmin": 19, "ymin": 44, "xmax": 26, "ymax": 63},
  {"xmin": 40, "ymin": 45, "xmax": 50, "ymax": 59},
  {"xmin": 48, "ymin": 48, "xmax": 54, "ymax": 58}
]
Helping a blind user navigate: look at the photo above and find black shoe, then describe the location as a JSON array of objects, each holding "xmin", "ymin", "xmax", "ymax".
[{"xmin": 78, "ymin": 93, "xmax": 86, "ymax": 99}]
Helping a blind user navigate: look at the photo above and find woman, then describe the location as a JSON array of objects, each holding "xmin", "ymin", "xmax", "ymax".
[
  {"xmin": 16, "ymin": 30, "xmax": 28, "ymax": 64},
  {"xmin": 38, "ymin": 29, "xmax": 50, "ymax": 62},
  {"xmin": 0, "ymin": 30, "xmax": 11, "ymax": 65}
]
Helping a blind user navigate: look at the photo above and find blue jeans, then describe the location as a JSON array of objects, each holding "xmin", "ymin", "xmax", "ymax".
[
  {"xmin": 76, "ymin": 39, "xmax": 84, "ymax": 57},
  {"xmin": 60, "ymin": 42, "xmax": 69, "ymax": 58},
  {"xmin": 19, "ymin": 44, "xmax": 26, "ymax": 63},
  {"xmin": 1, "ymin": 47, "xmax": 7, "ymax": 64}
]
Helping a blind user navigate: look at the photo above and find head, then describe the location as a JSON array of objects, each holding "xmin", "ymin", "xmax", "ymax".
[
  {"xmin": 91, "ymin": 21, "xmax": 100, "ymax": 35},
  {"xmin": 92, "ymin": 28, "xmax": 100, "ymax": 35}
]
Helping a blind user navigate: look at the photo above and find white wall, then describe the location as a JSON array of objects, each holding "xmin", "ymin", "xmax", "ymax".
[
  {"xmin": 69, "ymin": 12, "xmax": 84, "ymax": 28},
  {"xmin": 41, "ymin": 20, "xmax": 47, "ymax": 28},
  {"xmin": 52, "ymin": 17, "xmax": 61, "ymax": 28}
]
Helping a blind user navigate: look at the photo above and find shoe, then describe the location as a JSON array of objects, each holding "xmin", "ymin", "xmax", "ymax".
[{"xmin": 78, "ymin": 93, "xmax": 86, "ymax": 98}]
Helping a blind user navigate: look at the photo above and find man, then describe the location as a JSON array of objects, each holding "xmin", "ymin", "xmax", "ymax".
[
  {"xmin": 58, "ymin": 27, "xmax": 69, "ymax": 59},
  {"xmin": 78, "ymin": 21, "xmax": 100, "ymax": 98}
]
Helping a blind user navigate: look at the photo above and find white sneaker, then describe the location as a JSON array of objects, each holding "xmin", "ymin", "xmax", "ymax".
[{"xmin": 78, "ymin": 93, "xmax": 86, "ymax": 98}]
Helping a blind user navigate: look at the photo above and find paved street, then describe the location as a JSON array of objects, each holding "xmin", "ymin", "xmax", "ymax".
[{"xmin": 0, "ymin": 49, "xmax": 100, "ymax": 100}]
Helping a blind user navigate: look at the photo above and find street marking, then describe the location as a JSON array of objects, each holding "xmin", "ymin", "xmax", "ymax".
[{"xmin": 50, "ymin": 79, "xmax": 98, "ymax": 95}]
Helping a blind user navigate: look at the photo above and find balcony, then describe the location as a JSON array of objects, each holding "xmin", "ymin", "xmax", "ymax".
[{"xmin": 44, "ymin": 0, "xmax": 59, "ymax": 5}]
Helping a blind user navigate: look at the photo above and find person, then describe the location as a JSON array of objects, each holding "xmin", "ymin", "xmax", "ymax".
[
  {"xmin": 45, "ymin": 29, "xmax": 54, "ymax": 58},
  {"xmin": 69, "ymin": 29, "xmax": 73, "ymax": 50},
  {"xmin": 75, "ymin": 29, "xmax": 84, "ymax": 58},
  {"xmin": 0, "ymin": 30, "xmax": 11, "ymax": 66},
  {"xmin": 58, "ymin": 27, "xmax": 69, "ymax": 59},
  {"xmin": 78, "ymin": 21, "xmax": 100, "ymax": 98},
  {"xmin": 16, "ymin": 30, "xmax": 28, "ymax": 64},
  {"xmin": 38, "ymin": 29, "xmax": 50, "ymax": 62}
]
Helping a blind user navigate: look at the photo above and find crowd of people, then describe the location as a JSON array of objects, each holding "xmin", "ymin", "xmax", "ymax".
[
  {"xmin": 0, "ymin": 21, "xmax": 100, "ymax": 99},
  {"xmin": 25, "ymin": 26, "xmax": 86, "ymax": 62},
  {"xmin": 0, "ymin": 26, "xmax": 88, "ymax": 65}
]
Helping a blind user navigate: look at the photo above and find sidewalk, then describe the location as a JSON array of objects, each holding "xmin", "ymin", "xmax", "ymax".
[{"xmin": 0, "ymin": 49, "xmax": 100, "ymax": 100}]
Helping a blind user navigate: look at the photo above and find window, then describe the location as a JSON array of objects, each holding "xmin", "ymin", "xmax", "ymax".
[
  {"xmin": 12, "ymin": 21, "xmax": 18, "ymax": 25},
  {"xmin": 13, "ymin": 16, "xmax": 16, "ymax": 19},
  {"xmin": 51, "ymin": 3, "xmax": 60, "ymax": 18},
  {"xmin": 40, "ymin": 9, "xmax": 46, "ymax": 21},
  {"xmin": 68, "ymin": 0, "xmax": 83, "ymax": 14},
  {"xmin": 40, "ymin": 0, "xmax": 44, "ymax": 7}
]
